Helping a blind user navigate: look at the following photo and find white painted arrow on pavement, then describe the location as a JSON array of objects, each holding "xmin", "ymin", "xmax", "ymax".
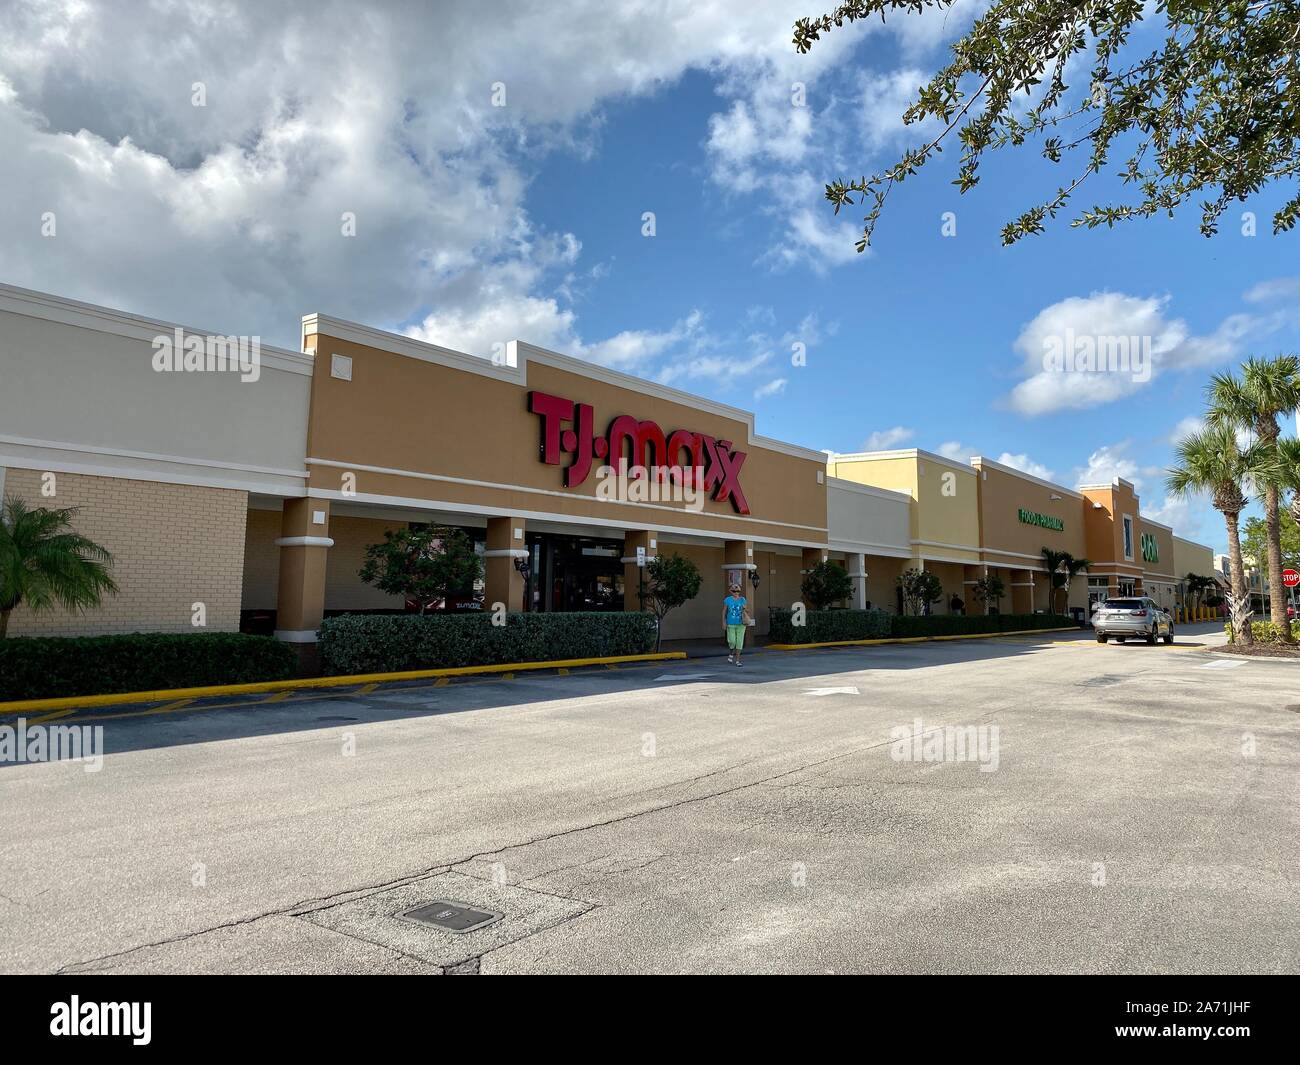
[
  {"xmin": 804, "ymin": 686, "xmax": 860, "ymax": 696},
  {"xmin": 654, "ymin": 672, "xmax": 716, "ymax": 681}
]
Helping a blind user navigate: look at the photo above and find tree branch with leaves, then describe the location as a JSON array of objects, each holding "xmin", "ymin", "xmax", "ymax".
[{"xmin": 794, "ymin": 0, "xmax": 1300, "ymax": 249}]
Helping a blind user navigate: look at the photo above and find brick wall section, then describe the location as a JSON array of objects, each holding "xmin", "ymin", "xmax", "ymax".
[{"xmin": 3, "ymin": 468, "xmax": 247, "ymax": 636}]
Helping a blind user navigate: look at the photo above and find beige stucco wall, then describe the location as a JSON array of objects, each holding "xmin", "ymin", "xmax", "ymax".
[
  {"xmin": 303, "ymin": 328, "xmax": 827, "ymax": 548},
  {"xmin": 974, "ymin": 460, "xmax": 1086, "ymax": 567},
  {"xmin": 864, "ymin": 554, "xmax": 908, "ymax": 612},
  {"xmin": 3, "ymin": 468, "xmax": 246, "ymax": 636},
  {"xmin": 242, "ymin": 508, "xmax": 281, "ymax": 610},
  {"xmin": 653, "ymin": 542, "xmax": 724, "ymax": 640},
  {"xmin": 324, "ymin": 515, "xmax": 408, "ymax": 611},
  {"xmin": 242, "ymin": 507, "xmax": 408, "ymax": 613}
]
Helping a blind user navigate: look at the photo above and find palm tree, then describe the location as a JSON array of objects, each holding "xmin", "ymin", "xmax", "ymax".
[
  {"xmin": 0, "ymin": 495, "xmax": 117, "ymax": 638},
  {"xmin": 1183, "ymin": 572, "xmax": 1215, "ymax": 615},
  {"xmin": 1276, "ymin": 437, "xmax": 1300, "ymax": 532},
  {"xmin": 1167, "ymin": 426, "xmax": 1277, "ymax": 647},
  {"xmin": 1040, "ymin": 547, "xmax": 1068, "ymax": 613},
  {"xmin": 1040, "ymin": 548, "xmax": 1092, "ymax": 615},
  {"xmin": 1208, "ymin": 355, "xmax": 1300, "ymax": 642}
]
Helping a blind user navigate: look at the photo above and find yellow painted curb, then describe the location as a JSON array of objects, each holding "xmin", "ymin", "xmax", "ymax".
[
  {"xmin": 0, "ymin": 651, "xmax": 688, "ymax": 715},
  {"xmin": 767, "ymin": 625, "xmax": 1079, "ymax": 651}
]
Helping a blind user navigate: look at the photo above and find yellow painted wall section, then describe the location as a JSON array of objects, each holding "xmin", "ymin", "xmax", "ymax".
[
  {"xmin": 1173, "ymin": 537, "xmax": 1215, "ymax": 579},
  {"xmin": 828, "ymin": 453, "xmax": 980, "ymax": 563},
  {"xmin": 914, "ymin": 457, "xmax": 980, "ymax": 561}
]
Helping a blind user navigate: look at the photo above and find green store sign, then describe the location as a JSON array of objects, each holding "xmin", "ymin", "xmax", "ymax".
[
  {"xmin": 1140, "ymin": 532, "xmax": 1159, "ymax": 563},
  {"xmin": 1018, "ymin": 508, "xmax": 1064, "ymax": 532}
]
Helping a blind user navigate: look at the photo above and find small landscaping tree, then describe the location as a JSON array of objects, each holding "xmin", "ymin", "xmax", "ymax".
[
  {"xmin": 643, "ymin": 552, "xmax": 702, "ymax": 651},
  {"xmin": 897, "ymin": 567, "xmax": 942, "ymax": 616},
  {"xmin": 801, "ymin": 559, "xmax": 852, "ymax": 610},
  {"xmin": 358, "ymin": 525, "xmax": 483, "ymax": 614},
  {"xmin": 0, "ymin": 495, "xmax": 117, "ymax": 638},
  {"xmin": 1059, "ymin": 555, "xmax": 1092, "ymax": 616},
  {"xmin": 971, "ymin": 573, "xmax": 1006, "ymax": 616}
]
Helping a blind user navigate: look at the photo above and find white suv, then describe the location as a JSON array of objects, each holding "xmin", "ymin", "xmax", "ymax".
[{"xmin": 1094, "ymin": 597, "xmax": 1174, "ymax": 645}]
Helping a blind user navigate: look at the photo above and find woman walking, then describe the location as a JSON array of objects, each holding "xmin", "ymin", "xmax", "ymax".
[{"xmin": 723, "ymin": 582, "xmax": 752, "ymax": 666}]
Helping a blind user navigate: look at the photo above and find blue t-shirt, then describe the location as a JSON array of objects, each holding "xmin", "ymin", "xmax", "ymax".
[{"xmin": 724, "ymin": 596, "xmax": 748, "ymax": 625}]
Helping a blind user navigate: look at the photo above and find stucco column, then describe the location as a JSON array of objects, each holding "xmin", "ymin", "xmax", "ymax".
[
  {"xmin": 622, "ymin": 530, "xmax": 657, "ymax": 612},
  {"xmin": 485, "ymin": 516, "xmax": 527, "ymax": 613},
  {"xmin": 848, "ymin": 552, "xmax": 868, "ymax": 609},
  {"xmin": 724, "ymin": 539, "xmax": 756, "ymax": 592},
  {"xmin": 801, "ymin": 547, "xmax": 828, "ymax": 575},
  {"xmin": 1011, "ymin": 568, "xmax": 1035, "ymax": 614},
  {"xmin": 274, "ymin": 498, "xmax": 333, "ymax": 643}
]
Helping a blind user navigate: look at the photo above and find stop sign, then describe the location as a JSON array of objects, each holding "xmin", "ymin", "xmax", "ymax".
[{"xmin": 1283, "ymin": 568, "xmax": 1300, "ymax": 588}]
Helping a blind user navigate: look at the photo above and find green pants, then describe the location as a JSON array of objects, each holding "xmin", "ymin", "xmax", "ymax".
[{"xmin": 726, "ymin": 624, "xmax": 746, "ymax": 650}]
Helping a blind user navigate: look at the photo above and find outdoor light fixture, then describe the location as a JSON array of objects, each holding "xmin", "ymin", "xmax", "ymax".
[
  {"xmin": 513, "ymin": 556, "xmax": 531, "ymax": 580},
  {"xmin": 749, "ymin": 569, "xmax": 761, "ymax": 589}
]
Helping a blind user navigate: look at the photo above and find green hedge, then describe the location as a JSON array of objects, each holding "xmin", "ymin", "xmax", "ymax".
[
  {"xmin": 768, "ymin": 608, "xmax": 893, "ymax": 643},
  {"xmin": 318, "ymin": 611, "xmax": 659, "ymax": 675},
  {"xmin": 0, "ymin": 632, "xmax": 297, "ymax": 702},
  {"xmin": 769, "ymin": 608, "xmax": 1076, "ymax": 644},
  {"xmin": 1224, "ymin": 619, "xmax": 1300, "ymax": 643}
]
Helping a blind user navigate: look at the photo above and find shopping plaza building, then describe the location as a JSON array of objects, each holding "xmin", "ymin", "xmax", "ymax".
[{"xmin": 0, "ymin": 282, "xmax": 1217, "ymax": 643}]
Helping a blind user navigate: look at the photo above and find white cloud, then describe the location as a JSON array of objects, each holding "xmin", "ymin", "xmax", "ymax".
[
  {"xmin": 1169, "ymin": 415, "xmax": 1205, "ymax": 444},
  {"xmin": 994, "ymin": 451, "xmax": 1055, "ymax": 481},
  {"xmin": 753, "ymin": 377, "xmax": 787, "ymax": 400},
  {"xmin": 935, "ymin": 440, "xmax": 971, "ymax": 462},
  {"xmin": 1073, "ymin": 442, "xmax": 1142, "ymax": 489},
  {"xmin": 1244, "ymin": 277, "xmax": 1300, "ymax": 303},
  {"xmin": 863, "ymin": 426, "xmax": 914, "ymax": 450},
  {"xmin": 0, "ymin": 0, "xmax": 877, "ymax": 352},
  {"xmin": 856, "ymin": 67, "xmax": 933, "ymax": 150},
  {"xmin": 888, "ymin": 0, "xmax": 991, "ymax": 57},
  {"xmin": 1004, "ymin": 290, "xmax": 1294, "ymax": 416}
]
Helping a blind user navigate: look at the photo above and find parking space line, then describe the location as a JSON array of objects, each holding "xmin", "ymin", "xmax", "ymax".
[{"xmin": 24, "ymin": 708, "xmax": 77, "ymax": 725}]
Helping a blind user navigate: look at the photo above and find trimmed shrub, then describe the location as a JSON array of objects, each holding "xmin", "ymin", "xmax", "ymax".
[
  {"xmin": 0, "ymin": 632, "xmax": 297, "ymax": 701},
  {"xmin": 318, "ymin": 611, "xmax": 659, "ymax": 675},
  {"xmin": 768, "ymin": 608, "xmax": 892, "ymax": 644},
  {"xmin": 1224, "ymin": 619, "xmax": 1300, "ymax": 643}
]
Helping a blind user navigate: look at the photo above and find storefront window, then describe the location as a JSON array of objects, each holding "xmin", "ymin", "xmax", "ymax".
[{"xmin": 524, "ymin": 532, "xmax": 625, "ymax": 613}]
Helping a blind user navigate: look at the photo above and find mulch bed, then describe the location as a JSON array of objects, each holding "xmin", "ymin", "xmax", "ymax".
[{"xmin": 1216, "ymin": 643, "xmax": 1300, "ymax": 658}]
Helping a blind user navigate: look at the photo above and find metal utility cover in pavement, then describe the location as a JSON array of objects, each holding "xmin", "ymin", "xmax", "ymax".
[{"xmin": 399, "ymin": 900, "xmax": 503, "ymax": 934}]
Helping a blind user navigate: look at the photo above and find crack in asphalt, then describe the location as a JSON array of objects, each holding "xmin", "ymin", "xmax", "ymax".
[{"xmin": 51, "ymin": 700, "xmax": 1018, "ymax": 974}]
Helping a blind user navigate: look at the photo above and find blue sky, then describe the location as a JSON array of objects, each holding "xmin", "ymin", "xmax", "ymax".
[
  {"xmin": 2, "ymin": 0, "xmax": 1296, "ymax": 553},
  {"xmin": 510, "ymin": 35, "xmax": 1300, "ymax": 552}
]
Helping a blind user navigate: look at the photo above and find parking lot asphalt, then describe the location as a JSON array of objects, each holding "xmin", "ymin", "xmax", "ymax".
[{"xmin": 2, "ymin": 622, "xmax": 1296, "ymax": 974}]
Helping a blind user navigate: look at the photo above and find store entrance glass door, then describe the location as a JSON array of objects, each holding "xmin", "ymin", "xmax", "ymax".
[{"xmin": 524, "ymin": 533, "xmax": 625, "ymax": 613}]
